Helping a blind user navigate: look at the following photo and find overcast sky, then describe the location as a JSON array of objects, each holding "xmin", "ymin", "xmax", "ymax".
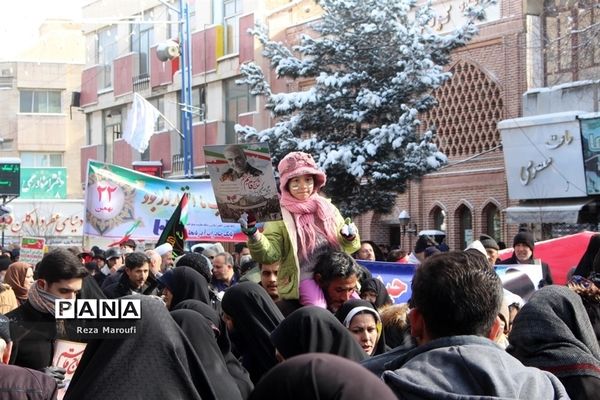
[{"xmin": 0, "ymin": 0, "xmax": 83, "ymax": 60}]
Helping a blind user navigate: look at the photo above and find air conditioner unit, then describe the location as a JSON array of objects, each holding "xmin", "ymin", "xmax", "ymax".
[{"xmin": 71, "ymin": 91, "xmax": 81, "ymax": 107}]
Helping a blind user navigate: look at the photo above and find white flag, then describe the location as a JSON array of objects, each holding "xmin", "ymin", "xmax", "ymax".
[{"xmin": 123, "ymin": 93, "xmax": 162, "ymax": 153}]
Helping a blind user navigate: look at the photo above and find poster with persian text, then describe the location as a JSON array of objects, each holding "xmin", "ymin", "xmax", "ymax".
[
  {"xmin": 84, "ymin": 160, "xmax": 248, "ymax": 243},
  {"xmin": 204, "ymin": 144, "xmax": 282, "ymax": 223},
  {"xmin": 52, "ymin": 340, "xmax": 87, "ymax": 400},
  {"xmin": 19, "ymin": 237, "xmax": 45, "ymax": 265}
]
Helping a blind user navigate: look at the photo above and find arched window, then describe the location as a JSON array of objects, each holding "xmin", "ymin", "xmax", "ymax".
[
  {"xmin": 482, "ymin": 203, "xmax": 501, "ymax": 242},
  {"xmin": 432, "ymin": 207, "xmax": 447, "ymax": 232},
  {"xmin": 457, "ymin": 205, "xmax": 473, "ymax": 249}
]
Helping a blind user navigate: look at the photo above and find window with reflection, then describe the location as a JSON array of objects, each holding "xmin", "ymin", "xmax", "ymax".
[
  {"xmin": 457, "ymin": 205, "xmax": 473, "ymax": 250},
  {"xmin": 433, "ymin": 207, "xmax": 447, "ymax": 232},
  {"xmin": 483, "ymin": 203, "xmax": 501, "ymax": 242}
]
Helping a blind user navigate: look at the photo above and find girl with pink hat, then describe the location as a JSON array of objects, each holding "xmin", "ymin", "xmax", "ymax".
[{"xmin": 242, "ymin": 151, "xmax": 361, "ymax": 307}]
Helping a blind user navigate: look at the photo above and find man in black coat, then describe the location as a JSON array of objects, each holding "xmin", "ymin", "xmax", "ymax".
[
  {"xmin": 103, "ymin": 252, "xmax": 158, "ymax": 299},
  {"xmin": 7, "ymin": 248, "xmax": 87, "ymax": 370},
  {"xmin": 500, "ymin": 228, "xmax": 554, "ymax": 287},
  {"xmin": 0, "ymin": 314, "xmax": 58, "ymax": 400}
]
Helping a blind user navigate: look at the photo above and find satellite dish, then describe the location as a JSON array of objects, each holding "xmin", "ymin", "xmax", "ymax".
[{"xmin": 157, "ymin": 40, "xmax": 180, "ymax": 61}]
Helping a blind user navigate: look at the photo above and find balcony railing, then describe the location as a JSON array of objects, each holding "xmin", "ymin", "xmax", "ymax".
[
  {"xmin": 172, "ymin": 153, "xmax": 184, "ymax": 172},
  {"xmin": 133, "ymin": 73, "xmax": 150, "ymax": 92}
]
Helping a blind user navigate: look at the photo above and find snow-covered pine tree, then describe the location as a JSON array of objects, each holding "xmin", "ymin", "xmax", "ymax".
[{"xmin": 236, "ymin": 0, "xmax": 493, "ymax": 216}]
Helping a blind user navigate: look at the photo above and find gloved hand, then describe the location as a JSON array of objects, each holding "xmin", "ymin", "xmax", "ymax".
[
  {"xmin": 42, "ymin": 366, "xmax": 67, "ymax": 389},
  {"xmin": 238, "ymin": 212, "xmax": 257, "ymax": 237},
  {"xmin": 340, "ymin": 218, "xmax": 357, "ymax": 241}
]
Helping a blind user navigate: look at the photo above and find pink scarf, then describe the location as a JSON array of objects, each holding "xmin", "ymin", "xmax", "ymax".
[{"xmin": 280, "ymin": 190, "xmax": 340, "ymax": 262}]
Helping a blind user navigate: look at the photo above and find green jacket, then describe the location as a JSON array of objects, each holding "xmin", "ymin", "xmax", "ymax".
[{"xmin": 248, "ymin": 207, "xmax": 360, "ymax": 300}]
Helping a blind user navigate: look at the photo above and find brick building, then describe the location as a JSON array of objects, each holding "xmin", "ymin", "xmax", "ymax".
[
  {"xmin": 77, "ymin": 0, "xmax": 600, "ymax": 250},
  {"xmin": 356, "ymin": 0, "xmax": 600, "ymax": 252}
]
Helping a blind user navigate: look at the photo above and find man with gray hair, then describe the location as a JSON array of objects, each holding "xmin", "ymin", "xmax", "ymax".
[
  {"xmin": 145, "ymin": 249, "xmax": 163, "ymax": 278},
  {"xmin": 220, "ymin": 145, "xmax": 263, "ymax": 182}
]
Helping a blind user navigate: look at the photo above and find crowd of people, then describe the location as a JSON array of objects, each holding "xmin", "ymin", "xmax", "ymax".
[{"xmin": 0, "ymin": 151, "xmax": 599, "ymax": 399}]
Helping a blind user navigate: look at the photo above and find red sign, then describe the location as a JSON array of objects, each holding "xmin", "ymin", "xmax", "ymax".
[{"xmin": 132, "ymin": 162, "xmax": 163, "ymax": 178}]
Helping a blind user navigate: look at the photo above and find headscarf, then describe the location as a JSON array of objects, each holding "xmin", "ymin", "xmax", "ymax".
[
  {"xmin": 248, "ymin": 353, "xmax": 397, "ymax": 400},
  {"xmin": 158, "ymin": 266, "xmax": 210, "ymax": 309},
  {"xmin": 360, "ymin": 278, "xmax": 391, "ymax": 309},
  {"xmin": 277, "ymin": 152, "xmax": 340, "ymax": 262},
  {"xmin": 271, "ymin": 306, "xmax": 367, "ymax": 362},
  {"xmin": 221, "ymin": 282, "xmax": 284, "ymax": 383},
  {"xmin": 77, "ymin": 275, "xmax": 106, "ymax": 300},
  {"xmin": 335, "ymin": 299, "xmax": 386, "ymax": 356},
  {"xmin": 568, "ymin": 274, "xmax": 600, "ymax": 344},
  {"xmin": 174, "ymin": 300, "xmax": 254, "ymax": 399},
  {"xmin": 508, "ymin": 285, "xmax": 600, "ymax": 381},
  {"xmin": 171, "ymin": 309, "xmax": 244, "ymax": 400},
  {"xmin": 574, "ymin": 234, "xmax": 600, "ymax": 278},
  {"xmin": 4, "ymin": 262, "xmax": 32, "ymax": 300},
  {"xmin": 64, "ymin": 296, "xmax": 217, "ymax": 400}
]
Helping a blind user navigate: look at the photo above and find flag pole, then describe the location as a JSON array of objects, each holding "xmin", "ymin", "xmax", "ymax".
[
  {"xmin": 134, "ymin": 93, "xmax": 185, "ymax": 139},
  {"xmin": 180, "ymin": 0, "xmax": 194, "ymax": 178}
]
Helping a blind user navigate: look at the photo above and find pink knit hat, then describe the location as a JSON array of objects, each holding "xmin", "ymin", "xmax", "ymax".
[{"xmin": 278, "ymin": 152, "xmax": 326, "ymax": 193}]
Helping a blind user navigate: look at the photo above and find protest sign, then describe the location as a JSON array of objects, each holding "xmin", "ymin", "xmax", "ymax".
[
  {"xmin": 204, "ymin": 144, "xmax": 281, "ymax": 223},
  {"xmin": 359, "ymin": 261, "xmax": 543, "ymax": 304},
  {"xmin": 19, "ymin": 237, "xmax": 45, "ymax": 264},
  {"xmin": 84, "ymin": 160, "xmax": 246, "ymax": 242},
  {"xmin": 52, "ymin": 339, "xmax": 87, "ymax": 400},
  {"xmin": 357, "ymin": 261, "xmax": 415, "ymax": 304}
]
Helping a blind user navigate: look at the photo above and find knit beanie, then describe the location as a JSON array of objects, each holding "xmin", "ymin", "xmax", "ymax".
[
  {"xmin": 513, "ymin": 230, "xmax": 535, "ymax": 251},
  {"xmin": 480, "ymin": 234, "xmax": 499, "ymax": 251},
  {"xmin": 278, "ymin": 152, "xmax": 326, "ymax": 193}
]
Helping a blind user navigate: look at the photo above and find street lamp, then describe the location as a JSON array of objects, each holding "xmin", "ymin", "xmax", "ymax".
[{"xmin": 398, "ymin": 210, "xmax": 418, "ymax": 236}]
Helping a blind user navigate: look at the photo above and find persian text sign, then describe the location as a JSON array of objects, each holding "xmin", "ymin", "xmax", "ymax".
[
  {"xmin": 499, "ymin": 112, "xmax": 587, "ymax": 200},
  {"xmin": 1, "ymin": 200, "xmax": 84, "ymax": 238},
  {"xmin": 19, "ymin": 237, "xmax": 45, "ymax": 264},
  {"xmin": 20, "ymin": 167, "xmax": 67, "ymax": 199},
  {"xmin": 53, "ymin": 340, "xmax": 87, "ymax": 400},
  {"xmin": 84, "ymin": 160, "xmax": 246, "ymax": 242},
  {"xmin": 0, "ymin": 160, "xmax": 20, "ymax": 196}
]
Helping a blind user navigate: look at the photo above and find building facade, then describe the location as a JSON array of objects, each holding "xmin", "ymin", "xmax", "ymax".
[
  {"xmin": 0, "ymin": 20, "xmax": 86, "ymax": 246},
  {"xmin": 77, "ymin": 0, "xmax": 600, "ymax": 251}
]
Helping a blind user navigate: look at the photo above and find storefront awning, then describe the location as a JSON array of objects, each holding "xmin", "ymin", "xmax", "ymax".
[{"xmin": 504, "ymin": 200, "xmax": 594, "ymax": 224}]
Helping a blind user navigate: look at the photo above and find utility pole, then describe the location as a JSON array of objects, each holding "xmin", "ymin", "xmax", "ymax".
[
  {"xmin": 160, "ymin": 0, "xmax": 194, "ymax": 178},
  {"xmin": 179, "ymin": 0, "xmax": 194, "ymax": 178}
]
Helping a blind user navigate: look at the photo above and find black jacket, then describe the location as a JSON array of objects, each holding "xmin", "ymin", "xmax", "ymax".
[
  {"xmin": 0, "ymin": 364, "xmax": 58, "ymax": 400},
  {"xmin": 102, "ymin": 270, "xmax": 159, "ymax": 299},
  {"xmin": 7, "ymin": 301, "xmax": 58, "ymax": 370}
]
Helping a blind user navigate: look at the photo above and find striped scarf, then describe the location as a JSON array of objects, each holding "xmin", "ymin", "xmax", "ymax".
[{"xmin": 28, "ymin": 281, "xmax": 59, "ymax": 316}]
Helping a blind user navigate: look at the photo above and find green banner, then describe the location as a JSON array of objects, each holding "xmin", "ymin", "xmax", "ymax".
[{"xmin": 20, "ymin": 167, "xmax": 67, "ymax": 199}]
